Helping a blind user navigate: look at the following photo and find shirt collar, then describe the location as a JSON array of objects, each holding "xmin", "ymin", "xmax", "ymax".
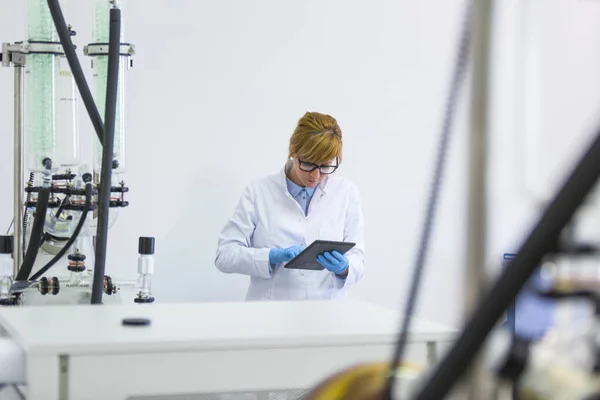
[
  {"xmin": 279, "ymin": 159, "xmax": 329, "ymax": 195},
  {"xmin": 286, "ymin": 177, "xmax": 317, "ymax": 197}
]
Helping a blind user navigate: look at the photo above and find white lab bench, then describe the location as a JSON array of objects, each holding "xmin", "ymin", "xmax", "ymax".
[{"xmin": 0, "ymin": 300, "xmax": 457, "ymax": 400}]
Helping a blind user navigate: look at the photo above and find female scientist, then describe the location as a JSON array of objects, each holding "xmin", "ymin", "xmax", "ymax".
[{"xmin": 215, "ymin": 112, "xmax": 365, "ymax": 300}]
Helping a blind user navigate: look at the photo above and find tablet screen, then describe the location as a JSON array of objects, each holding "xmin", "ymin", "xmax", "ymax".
[{"xmin": 284, "ymin": 240, "xmax": 356, "ymax": 270}]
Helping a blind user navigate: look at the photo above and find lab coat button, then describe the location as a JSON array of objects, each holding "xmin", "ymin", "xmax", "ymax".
[{"xmin": 301, "ymin": 273, "xmax": 304, "ymax": 276}]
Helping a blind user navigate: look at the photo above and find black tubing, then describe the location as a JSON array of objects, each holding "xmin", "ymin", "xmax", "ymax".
[
  {"xmin": 15, "ymin": 189, "xmax": 49, "ymax": 280},
  {"xmin": 91, "ymin": 7, "xmax": 121, "ymax": 305},
  {"xmin": 30, "ymin": 182, "xmax": 92, "ymax": 281},
  {"xmin": 414, "ymin": 124, "xmax": 600, "ymax": 398},
  {"xmin": 39, "ymin": 194, "xmax": 70, "ymax": 248},
  {"xmin": 383, "ymin": 3, "xmax": 472, "ymax": 398},
  {"xmin": 47, "ymin": 0, "xmax": 104, "ymax": 146},
  {"xmin": 16, "ymin": 163, "xmax": 53, "ymax": 281}
]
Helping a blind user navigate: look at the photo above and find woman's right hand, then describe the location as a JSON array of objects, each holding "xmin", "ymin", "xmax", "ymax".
[{"xmin": 269, "ymin": 245, "xmax": 305, "ymax": 265}]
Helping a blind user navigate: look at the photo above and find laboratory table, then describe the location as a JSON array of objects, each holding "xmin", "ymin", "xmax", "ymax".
[{"xmin": 0, "ymin": 300, "xmax": 457, "ymax": 400}]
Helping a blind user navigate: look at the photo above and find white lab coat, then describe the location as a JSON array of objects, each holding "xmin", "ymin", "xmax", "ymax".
[{"xmin": 215, "ymin": 165, "xmax": 365, "ymax": 300}]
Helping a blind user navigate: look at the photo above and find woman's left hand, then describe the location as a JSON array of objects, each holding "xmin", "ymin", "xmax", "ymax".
[{"xmin": 317, "ymin": 251, "xmax": 349, "ymax": 276}]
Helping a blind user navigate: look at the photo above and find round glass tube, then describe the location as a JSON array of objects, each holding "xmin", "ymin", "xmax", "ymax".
[
  {"xmin": 43, "ymin": 209, "xmax": 83, "ymax": 238},
  {"xmin": 139, "ymin": 274, "xmax": 151, "ymax": 297},
  {"xmin": 112, "ymin": 280, "xmax": 137, "ymax": 291},
  {"xmin": 27, "ymin": 0, "xmax": 58, "ymax": 41},
  {"xmin": 93, "ymin": 57, "xmax": 126, "ymax": 174},
  {"xmin": 25, "ymin": 53, "xmax": 58, "ymax": 172},
  {"xmin": 9, "ymin": 280, "xmax": 64, "ymax": 294},
  {"xmin": 0, "ymin": 277, "xmax": 12, "ymax": 298},
  {"xmin": 26, "ymin": 0, "xmax": 59, "ymax": 172},
  {"xmin": 57, "ymin": 55, "xmax": 81, "ymax": 167}
]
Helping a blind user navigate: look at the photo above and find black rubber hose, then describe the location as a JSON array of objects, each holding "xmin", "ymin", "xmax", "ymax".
[
  {"xmin": 39, "ymin": 194, "xmax": 70, "ymax": 248},
  {"xmin": 383, "ymin": 2, "xmax": 473, "ymax": 398},
  {"xmin": 16, "ymin": 162, "xmax": 53, "ymax": 281},
  {"xmin": 47, "ymin": 0, "xmax": 104, "ymax": 146},
  {"xmin": 414, "ymin": 125, "xmax": 600, "ymax": 398},
  {"xmin": 30, "ymin": 179, "xmax": 92, "ymax": 281},
  {"xmin": 91, "ymin": 7, "xmax": 120, "ymax": 305}
]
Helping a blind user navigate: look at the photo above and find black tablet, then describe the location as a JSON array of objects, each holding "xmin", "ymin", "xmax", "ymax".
[{"xmin": 284, "ymin": 240, "xmax": 356, "ymax": 270}]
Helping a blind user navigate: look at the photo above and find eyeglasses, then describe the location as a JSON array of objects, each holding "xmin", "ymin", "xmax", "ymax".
[{"xmin": 298, "ymin": 158, "xmax": 339, "ymax": 174}]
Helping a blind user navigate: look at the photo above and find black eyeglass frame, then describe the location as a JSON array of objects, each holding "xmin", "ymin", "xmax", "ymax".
[{"xmin": 297, "ymin": 158, "xmax": 339, "ymax": 174}]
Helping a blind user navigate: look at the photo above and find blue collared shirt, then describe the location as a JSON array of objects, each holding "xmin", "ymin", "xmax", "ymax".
[
  {"xmin": 286, "ymin": 178, "xmax": 346, "ymax": 281},
  {"xmin": 286, "ymin": 178, "xmax": 317, "ymax": 216}
]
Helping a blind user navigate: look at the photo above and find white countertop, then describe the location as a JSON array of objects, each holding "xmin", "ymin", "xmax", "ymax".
[{"xmin": 0, "ymin": 300, "xmax": 457, "ymax": 356}]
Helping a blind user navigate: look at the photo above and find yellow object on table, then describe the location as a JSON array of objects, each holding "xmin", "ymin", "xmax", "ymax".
[{"xmin": 304, "ymin": 362, "xmax": 424, "ymax": 400}]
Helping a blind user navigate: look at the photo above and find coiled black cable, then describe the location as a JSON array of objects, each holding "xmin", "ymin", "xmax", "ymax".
[
  {"xmin": 23, "ymin": 173, "xmax": 34, "ymax": 258},
  {"xmin": 384, "ymin": 1, "xmax": 473, "ymax": 397}
]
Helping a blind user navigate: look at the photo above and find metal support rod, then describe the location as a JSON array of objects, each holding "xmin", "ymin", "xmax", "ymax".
[
  {"xmin": 465, "ymin": 0, "xmax": 493, "ymax": 325},
  {"xmin": 59, "ymin": 355, "xmax": 69, "ymax": 400},
  {"xmin": 13, "ymin": 65, "xmax": 24, "ymax": 278},
  {"xmin": 464, "ymin": 0, "xmax": 494, "ymax": 398}
]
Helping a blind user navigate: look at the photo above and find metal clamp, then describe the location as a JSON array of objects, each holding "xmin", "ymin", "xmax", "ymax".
[
  {"xmin": 2, "ymin": 41, "xmax": 66, "ymax": 67},
  {"xmin": 84, "ymin": 43, "xmax": 135, "ymax": 57},
  {"xmin": 23, "ymin": 41, "xmax": 65, "ymax": 55},
  {"xmin": 2, "ymin": 43, "xmax": 25, "ymax": 67},
  {"xmin": 85, "ymin": 43, "xmax": 135, "ymax": 70}
]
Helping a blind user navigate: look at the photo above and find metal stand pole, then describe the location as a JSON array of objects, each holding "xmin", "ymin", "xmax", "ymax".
[
  {"xmin": 464, "ymin": 0, "xmax": 494, "ymax": 398},
  {"xmin": 13, "ymin": 64, "xmax": 24, "ymax": 278},
  {"xmin": 465, "ymin": 0, "xmax": 493, "ymax": 322}
]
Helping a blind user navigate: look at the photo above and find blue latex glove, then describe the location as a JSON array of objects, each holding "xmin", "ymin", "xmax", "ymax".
[
  {"xmin": 510, "ymin": 268, "xmax": 556, "ymax": 341},
  {"xmin": 269, "ymin": 245, "xmax": 304, "ymax": 265},
  {"xmin": 317, "ymin": 251, "xmax": 349, "ymax": 275}
]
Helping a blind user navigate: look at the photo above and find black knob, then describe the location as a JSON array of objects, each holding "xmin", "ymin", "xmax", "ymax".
[
  {"xmin": 112, "ymin": 159, "xmax": 120, "ymax": 170},
  {"xmin": 122, "ymin": 317, "xmax": 151, "ymax": 326},
  {"xmin": 82, "ymin": 173, "xmax": 92, "ymax": 183},
  {"xmin": 51, "ymin": 277, "xmax": 60, "ymax": 295},
  {"xmin": 42, "ymin": 157, "xmax": 53, "ymax": 170},
  {"xmin": 40, "ymin": 277, "xmax": 49, "ymax": 295},
  {"xmin": 138, "ymin": 237, "xmax": 155, "ymax": 255},
  {"xmin": 134, "ymin": 296, "xmax": 155, "ymax": 303},
  {"xmin": 104, "ymin": 276, "xmax": 114, "ymax": 295},
  {"xmin": 67, "ymin": 253, "xmax": 86, "ymax": 261},
  {"xmin": 0, "ymin": 236, "xmax": 13, "ymax": 255}
]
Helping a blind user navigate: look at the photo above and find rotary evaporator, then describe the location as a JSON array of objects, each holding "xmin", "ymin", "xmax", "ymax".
[{"xmin": 0, "ymin": 0, "xmax": 156, "ymax": 307}]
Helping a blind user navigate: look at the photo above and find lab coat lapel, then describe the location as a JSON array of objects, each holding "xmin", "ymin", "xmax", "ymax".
[
  {"xmin": 307, "ymin": 177, "xmax": 328, "ymax": 216},
  {"xmin": 276, "ymin": 160, "xmax": 329, "ymax": 216}
]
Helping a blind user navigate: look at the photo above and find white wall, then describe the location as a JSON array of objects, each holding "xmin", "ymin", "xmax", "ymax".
[
  {"xmin": 2, "ymin": 0, "xmax": 600, "ymax": 328},
  {"xmin": 489, "ymin": 0, "xmax": 600, "ymax": 260}
]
